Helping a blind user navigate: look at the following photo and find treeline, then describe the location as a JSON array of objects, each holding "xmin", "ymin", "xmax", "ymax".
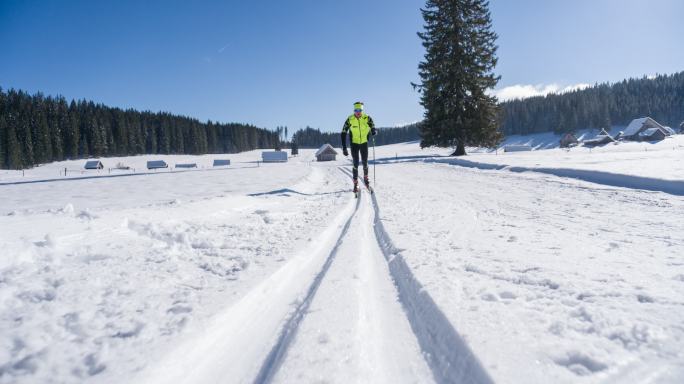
[
  {"xmin": 291, "ymin": 123, "xmax": 421, "ymax": 148},
  {"xmin": 500, "ymin": 72, "xmax": 684, "ymax": 135},
  {"xmin": 0, "ymin": 88, "xmax": 279, "ymax": 169}
]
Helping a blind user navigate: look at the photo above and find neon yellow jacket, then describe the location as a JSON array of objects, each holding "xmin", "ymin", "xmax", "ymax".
[{"xmin": 341, "ymin": 113, "xmax": 375, "ymax": 146}]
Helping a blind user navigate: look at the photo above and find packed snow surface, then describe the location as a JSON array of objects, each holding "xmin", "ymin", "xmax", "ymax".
[{"xmin": 1, "ymin": 135, "xmax": 683, "ymax": 383}]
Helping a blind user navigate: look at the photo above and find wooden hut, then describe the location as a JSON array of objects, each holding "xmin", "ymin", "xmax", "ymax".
[
  {"xmin": 84, "ymin": 160, "xmax": 104, "ymax": 170},
  {"xmin": 213, "ymin": 159, "xmax": 231, "ymax": 166},
  {"xmin": 503, "ymin": 145, "xmax": 532, "ymax": 152},
  {"xmin": 262, "ymin": 151, "xmax": 288, "ymax": 163},
  {"xmin": 315, "ymin": 144, "xmax": 338, "ymax": 161},
  {"xmin": 582, "ymin": 128, "xmax": 615, "ymax": 147},
  {"xmin": 622, "ymin": 117, "xmax": 667, "ymax": 141},
  {"xmin": 147, "ymin": 160, "xmax": 168, "ymax": 169}
]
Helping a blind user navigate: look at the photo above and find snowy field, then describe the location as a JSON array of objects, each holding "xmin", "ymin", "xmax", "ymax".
[
  {"xmin": 1, "ymin": 135, "xmax": 683, "ymax": 383},
  {"xmin": 469, "ymin": 133, "xmax": 684, "ymax": 182}
]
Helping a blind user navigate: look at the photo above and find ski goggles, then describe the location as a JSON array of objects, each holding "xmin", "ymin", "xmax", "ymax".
[{"xmin": 354, "ymin": 109, "xmax": 363, "ymax": 113}]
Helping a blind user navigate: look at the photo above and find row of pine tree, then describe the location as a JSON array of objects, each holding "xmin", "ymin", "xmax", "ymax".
[
  {"xmin": 0, "ymin": 88, "xmax": 279, "ymax": 170},
  {"xmin": 0, "ymin": 87, "xmax": 425, "ymax": 170},
  {"xmin": 500, "ymin": 72, "xmax": 684, "ymax": 136}
]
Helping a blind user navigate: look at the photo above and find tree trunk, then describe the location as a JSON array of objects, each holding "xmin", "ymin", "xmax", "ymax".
[{"xmin": 451, "ymin": 140, "xmax": 466, "ymax": 156}]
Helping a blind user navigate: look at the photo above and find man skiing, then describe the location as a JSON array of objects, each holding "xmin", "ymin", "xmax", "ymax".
[{"xmin": 341, "ymin": 101, "xmax": 377, "ymax": 193}]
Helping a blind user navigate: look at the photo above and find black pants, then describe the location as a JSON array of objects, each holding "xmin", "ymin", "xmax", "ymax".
[{"xmin": 350, "ymin": 142, "xmax": 369, "ymax": 181}]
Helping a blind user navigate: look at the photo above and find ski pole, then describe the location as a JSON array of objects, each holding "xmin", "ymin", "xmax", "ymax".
[{"xmin": 372, "ymin": 136, "xmax": 376, "ymax": 186}]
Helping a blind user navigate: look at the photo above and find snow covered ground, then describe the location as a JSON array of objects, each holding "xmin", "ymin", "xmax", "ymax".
[
  {"xmin": 471, "ymin": 135, "xmax": 684, "ymax": 183},
  {"xmin": 1, "ymin": 135, "xmax": 683, "ymax": 383}
]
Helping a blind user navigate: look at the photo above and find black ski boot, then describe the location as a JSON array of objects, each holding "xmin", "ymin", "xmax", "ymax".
[{"xmin": 363, "ymin": 175, "xmax": 374, "ymax": 194}]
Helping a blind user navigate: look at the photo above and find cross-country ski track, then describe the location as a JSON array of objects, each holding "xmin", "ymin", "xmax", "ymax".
[{"xmin": 133, "ymin": 165, "xmax": 491, "ymax": 384}]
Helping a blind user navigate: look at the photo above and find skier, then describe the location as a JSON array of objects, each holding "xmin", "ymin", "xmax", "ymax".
[{"xmin": 341, "ymin": 101, "xmax": 377, "ymax": 193}]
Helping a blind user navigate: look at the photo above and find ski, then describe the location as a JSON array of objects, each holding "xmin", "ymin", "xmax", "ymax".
[{"xmin": 364, "ymin": 180, "xmax": 374, "ymax": 194}]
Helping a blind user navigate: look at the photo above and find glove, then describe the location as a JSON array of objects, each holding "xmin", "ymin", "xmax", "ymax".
[
  {"xmin": 371, "ymin": 128, "xmax": 377, "ymax": 136},
  {"xmin": 343, "ymin": 148, "xmax": 348, "ymax": 156}
]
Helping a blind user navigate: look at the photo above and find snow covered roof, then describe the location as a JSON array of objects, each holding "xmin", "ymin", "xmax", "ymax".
[
  {"xmin": 662, "ymin": 126, "xmax": 676, "ymax": 135},
  {"xmin": 315, "ymin": 144, "xmax": 337, "ymax": 156},
  {"xmin": 84, "ymin": 160, "xmax": 103, "ymax": 169},
  {"xmin": 503, "ymin": 145, "xmax": 532, "ymax": 152},
  {"xmin": 212, "ymin": 159, "xmax": 231, "ymax": 166},
  {"xmin": 595, "ymin": 128, "xmax": 613, "ymax": 138},
  {"xmin": 147, "ymin": 160, "xmax": 168, "ymax": 169},
  {"xmin": 623, "ymin": 117, "xmax": 664, "ymax": 137},
  {"xmin": 262, "ymin": 151, "xmax": 288, "ymax": 162},
  {"xmin": 583, "ymin": 130, "xmax": 616, "ymax": 146}
]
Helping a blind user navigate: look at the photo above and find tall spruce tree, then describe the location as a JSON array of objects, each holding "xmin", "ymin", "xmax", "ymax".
[
  {"xmin": 0, "ymin": 115, "xmax": 6, "ymax": 169},
  {"xmin": 414, "ymin": 0, "xmax": 502, "ymax": 156}
]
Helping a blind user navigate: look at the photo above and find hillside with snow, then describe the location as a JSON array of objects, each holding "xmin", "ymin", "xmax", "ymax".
[{"xmin": 1, "ymin": 135, "xmax": 683, "ymax": 383}]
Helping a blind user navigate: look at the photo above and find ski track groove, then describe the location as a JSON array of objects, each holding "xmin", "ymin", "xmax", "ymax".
[
  {"xmin": 131, "ymin": 166, "xmax": 355, "ymax": 384},
  {"xmin": 369, "ymin": 182, "xmax": 494, "ymax": 384},
  {"xmin": 257, "ymin": 165, "xmax": 493, "ymax": 384},
  {"xmin": 253, "ymin": 168, "xmax": 360, "ymax": 384}
]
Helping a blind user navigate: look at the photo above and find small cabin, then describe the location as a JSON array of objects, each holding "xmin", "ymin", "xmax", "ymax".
[
  {"xmin": 147, "ymin": 160, "xmax": 168, "ymax": 169},
  {"xmin": 560, "ymin": 133, "xmax": 579, "ymax": 148},
  {"xmin": 175, "ymin": 163, "xmax": 197, "ymax": 169},
  {"xmin": 622, "ymin": 117, "xmax": 669, "ymax": 141},
  {"xmin": 315, "ymin": 144, "xmax": 338, "ymax": 161},
  {"xmin": 213, "ymin": 159, "xmax": 231, "ymax": 167},
  {"xmin": 84, "ymin": 160, "xmax": 104, "ymax": 170},
  {"xmin": 582, "ymin": 128, "xmax": 615, "ymax": 147},
  {"xmin": 262, "ymin": 151, "xmax": 288, "ymax": 163},
  {"xmin": 503, "ymin": 145, "xmax": 532, "ymax": 152}
]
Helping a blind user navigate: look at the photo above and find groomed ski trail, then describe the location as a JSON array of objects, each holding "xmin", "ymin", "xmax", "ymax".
[
  {"xmin": 267, "ymin": 184, "xmax": 433, "ymax": 383},
  {"xmin": 135, "ymin": 165, "xmax": 492, "ymax": 384},
  {"xmin": 133, "ymin": 166, "xmax": 358, "ymax": 384}
]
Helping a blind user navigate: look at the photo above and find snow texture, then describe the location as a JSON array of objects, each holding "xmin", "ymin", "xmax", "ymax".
[{"xmin": 2, "ymin": 135, "xmax": 684, "ymax": 383}]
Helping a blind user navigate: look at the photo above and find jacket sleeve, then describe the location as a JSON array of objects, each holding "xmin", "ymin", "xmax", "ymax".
[
  {"xmin": 341, "ymin": 118, "xmax": 350, "ymax": 149},
  {"xmin": 368, "ymin": 116, "xmax": 377, "ymax": 139}
]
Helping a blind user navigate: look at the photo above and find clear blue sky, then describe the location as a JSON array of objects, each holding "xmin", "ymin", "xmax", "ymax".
[{"xmin": 2, "ymin": 0, "xmax": 682, "ymax": 132}]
